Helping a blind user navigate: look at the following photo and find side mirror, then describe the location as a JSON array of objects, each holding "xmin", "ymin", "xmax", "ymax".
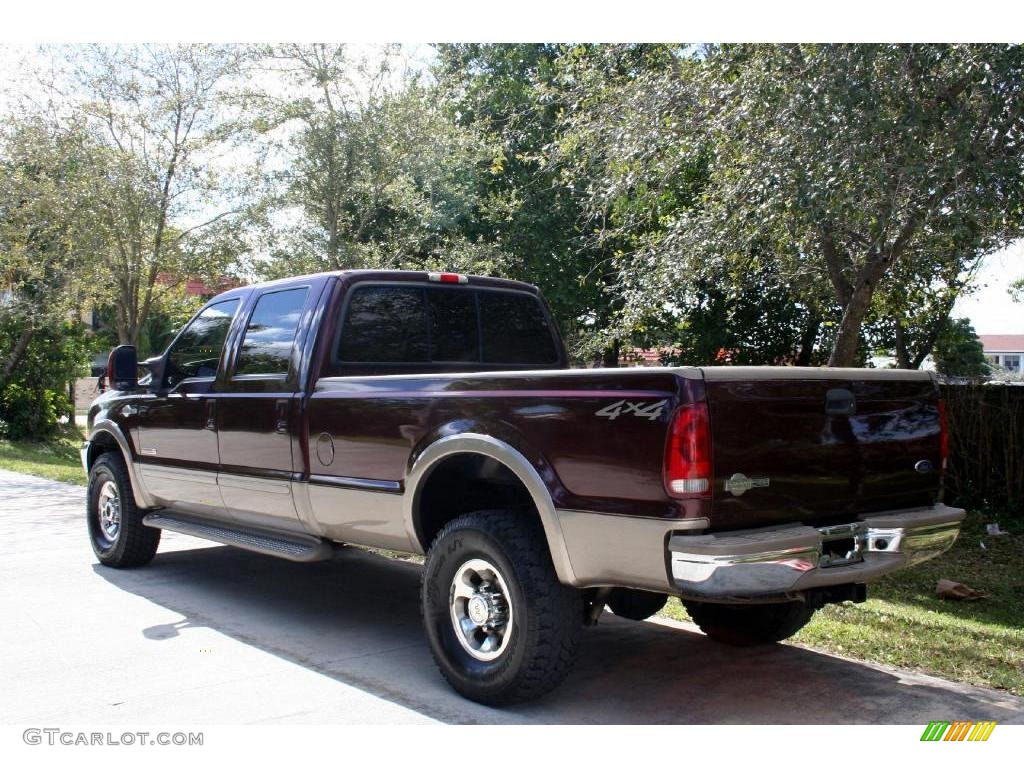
[{"xmin": 106, "ymin": 345, "xmax": 138, "ymax": 391}]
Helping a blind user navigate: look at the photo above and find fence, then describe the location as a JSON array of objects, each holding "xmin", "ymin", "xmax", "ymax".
[{"xmin": 940, "ymin": 383, "xmax": 1024, "ymax": 517}]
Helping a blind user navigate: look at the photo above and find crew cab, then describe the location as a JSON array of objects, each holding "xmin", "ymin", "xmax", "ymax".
[{"xmin": 82, "ymin": 270, "xmax": 965, "ymax": 704}]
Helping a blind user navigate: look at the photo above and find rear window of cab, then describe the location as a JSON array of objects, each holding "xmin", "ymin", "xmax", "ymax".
[{"xmin": 326, "ymin": 284, "xmax": 559, "ymax": 374}]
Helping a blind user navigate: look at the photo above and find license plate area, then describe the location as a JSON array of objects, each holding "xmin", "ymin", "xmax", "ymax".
[{"xmin": 817, "ymin": 523, "xmax": 866, "ymax": 568}]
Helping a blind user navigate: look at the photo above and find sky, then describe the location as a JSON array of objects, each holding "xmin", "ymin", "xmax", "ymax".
[{"xmin": 951, "ymin": 241, "xmax": 1024, "ymax": 335}]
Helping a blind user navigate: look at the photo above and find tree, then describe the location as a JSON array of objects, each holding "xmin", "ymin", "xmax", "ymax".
[
  {"xmin": 557, "ymin": 44, "xmax": 1024, "ymax": 367},
  {"xmin": 63, "ymin": 44, "xmax": 249, "ymax": 346},
  {"xmin": 247, "ymin": 44, "xmax": 504, "ymax": 279},
  {"xmin": 696, "ymin": 44, "xmax": 1024, "ymax": 366},
  {"xmin": 932, "ymin": 317, "xmax": 990, "ymax": 378},
  {"xmin": 0, "ymin": 113, "xmax": 102, "ymax": 387},
  {"xmin": 434, "ymin": 45, "xmax": 616, "ymax": 363}
]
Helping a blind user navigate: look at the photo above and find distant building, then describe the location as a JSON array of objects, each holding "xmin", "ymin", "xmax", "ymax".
[{"xmin": 980, "ymin": 335, "xmax": 1024, "ymax": 373}]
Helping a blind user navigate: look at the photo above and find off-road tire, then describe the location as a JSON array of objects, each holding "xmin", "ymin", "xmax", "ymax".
[
  {"xmin": 606, "ymin": 588, "xmax": 668, "ymax": 621},
  {"xmin": 87, "ymin": 452, "xmax": 161, "ymax": 568},
  {"xmin": 421, "ymin": 509, "xmax": 583, "ymax": 704},
  {"xmin": 683, "ymin": 600, "xmax": 816, "ymax": 646}
]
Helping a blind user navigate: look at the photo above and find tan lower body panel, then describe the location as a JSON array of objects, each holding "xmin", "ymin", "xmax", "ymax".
[
  {"xmin": 555, "ymin": 508, "xmax": 709, "ymax": 592},
  {"xmin": 305, "ymin": 482, "xmax": 413, "ymax": 552}
]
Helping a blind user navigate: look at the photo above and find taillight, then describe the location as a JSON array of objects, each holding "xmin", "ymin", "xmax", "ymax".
[
  {"xmin": 664, "ymin": 402, "xmax": 713, "ymax": 498},
  {"xmin": 937, "ymin": 399, "xmax": 949, "ymax": 471},
  {"xmin": 428, "ymin": 272, "xmax": 468, "ymax": 284}
]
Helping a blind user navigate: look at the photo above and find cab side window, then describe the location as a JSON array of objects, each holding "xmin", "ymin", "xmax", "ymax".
[
  {"xmin": 235, "ymin": 287, "xmax": 310, "ymax": 376},
  {"xmin": 165, "ymin": 299, "xmax": 240, "ymax": 388}
]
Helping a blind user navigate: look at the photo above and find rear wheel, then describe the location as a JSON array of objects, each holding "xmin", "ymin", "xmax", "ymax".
[
  {"xmin": 421, "ymin": 510, "xmax": 583, "ymax": 704},
  {"xmin": 606, "ymin": 588, "xmax": 668, "ymax": 621},
  {"xmin": 87, "ymin": 453, "xmax": 160, "ymax": 568},
  {"xmin": 683, "ymin": 600, "xmax": 816, "ymax": 646}
]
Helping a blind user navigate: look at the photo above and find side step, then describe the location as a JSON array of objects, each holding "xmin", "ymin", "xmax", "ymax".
[{"xmin": 143, "ymin": 513, "xmax": 333, "ymax": 563}]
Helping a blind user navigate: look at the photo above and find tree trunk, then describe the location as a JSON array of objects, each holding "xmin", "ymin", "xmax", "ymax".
[
  {"xmin": 601, "ymin": 339, "xmax": 620, "ymax": 368},
  {"xmin": 893, "ymin": 301, "xmax": 956, "ymax": 370},
  {"xmin": 0, "ymin": 326, "xmax": 34, "ymax": 387},
  {"xmin": 795, "ymin": 312, "xmax": 821, "ymax": 366},
  {"xmin": 827, "ymin": 249, "xmax": 893, "ymax": 368},
  {"xmin": 894, "ymin": 321, "xmax": 911, "ymax": 369},
  {"xmin": 828, "ymin": 279, "xmax": 875, "ymax": 367}
]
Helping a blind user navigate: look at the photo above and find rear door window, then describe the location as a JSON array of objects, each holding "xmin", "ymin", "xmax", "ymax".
[{"xmin": 235, "ymin": 287, "xmax": 310, "ymax": 375}]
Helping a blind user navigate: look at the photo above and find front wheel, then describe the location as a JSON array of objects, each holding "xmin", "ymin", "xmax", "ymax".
[
  {"xmin": 87, "ymin": 453, "xmax": 160, "ymax": 568},
  {"xmin": 683, "ymin": 600, "xmax": 816, "ymax": 646},
  {"xmin": 421, "ymin": 510, "xmax": 583, "ymax": 704}
]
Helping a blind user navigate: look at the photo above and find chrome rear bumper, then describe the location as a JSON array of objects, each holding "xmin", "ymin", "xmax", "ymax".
[{"xmin": 669, "ymin": 504, "xmax": 965, "ymax": 600}]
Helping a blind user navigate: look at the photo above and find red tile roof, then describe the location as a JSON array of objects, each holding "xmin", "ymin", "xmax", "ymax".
[{"xmin": 979, "ymin": 335, "xmax": 1024, "ymax": 352}]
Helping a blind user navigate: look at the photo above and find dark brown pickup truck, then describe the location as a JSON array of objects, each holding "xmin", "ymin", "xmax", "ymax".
[{"xmin": 83, "ymin": 269, "xmax": 965, "ymax": 703}]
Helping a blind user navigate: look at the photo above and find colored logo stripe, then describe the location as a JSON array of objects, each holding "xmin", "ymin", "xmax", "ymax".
[
  {"xmin": 969, "ymin": 721, "xmax": 997, "ymax": 741},
  {"xmin": 920, "ymin": 720, "xmax": 996, "ymax": 741}
]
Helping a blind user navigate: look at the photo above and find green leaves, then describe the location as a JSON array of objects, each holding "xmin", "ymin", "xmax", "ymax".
[{"xmin": 554, "ymin": 44, "xmax": 1024, "ymax": 367}]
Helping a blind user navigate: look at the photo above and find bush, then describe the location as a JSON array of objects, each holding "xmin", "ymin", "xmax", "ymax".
[
  {"xmin": 0, "ymin": 320, "xmax": 89, "ymax": 440},
  {"xmin": 0, "ymin": 383, "xmax": 68, "ymax": 440}
]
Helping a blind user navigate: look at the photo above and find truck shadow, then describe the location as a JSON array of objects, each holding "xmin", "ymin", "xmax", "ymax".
[{"xmin": 94, "ymin": 541, "xmax": 1023, "ymax": 725}]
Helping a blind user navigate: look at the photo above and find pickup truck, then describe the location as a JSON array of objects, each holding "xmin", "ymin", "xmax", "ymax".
[{"xmin": 83, "ymin": 269, "xmax": 965, "ymax": 704}]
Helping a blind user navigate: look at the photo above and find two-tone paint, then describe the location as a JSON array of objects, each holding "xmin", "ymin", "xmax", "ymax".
[{"xmin": 83, "ymin": 270, "xmax": 950, "ymax": 596}]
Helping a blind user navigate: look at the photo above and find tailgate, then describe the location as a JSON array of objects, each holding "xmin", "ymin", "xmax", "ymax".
[{"xmin": 703, "ymin": 368, "xmax": 942, "ymax": 530}]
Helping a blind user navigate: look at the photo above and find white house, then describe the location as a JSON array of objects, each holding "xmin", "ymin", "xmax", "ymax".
[{"xmin": 980, "ymin": 335, "xmax": 1024, "ymax": 373}]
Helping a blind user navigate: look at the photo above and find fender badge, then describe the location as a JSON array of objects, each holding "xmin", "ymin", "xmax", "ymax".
[{"xmin": 724, "ymin": 473, "xmax": 770, "ymax": 497}]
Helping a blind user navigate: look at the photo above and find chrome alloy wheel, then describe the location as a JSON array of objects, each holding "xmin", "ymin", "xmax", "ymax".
[
  {"xmin": 96, "ymin": 480, "xmax": 121, "ymax": 544},
  {"xmin": 449, "ymin": 558, "xmax": 514, "ymax": 661}
]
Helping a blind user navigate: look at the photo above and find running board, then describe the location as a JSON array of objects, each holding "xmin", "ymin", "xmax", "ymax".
[{"xmin": 143, "ymin": 513, "xmax": 333, "ymax": 562}]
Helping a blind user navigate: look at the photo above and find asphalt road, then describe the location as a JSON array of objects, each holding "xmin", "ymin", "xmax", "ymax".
[{"xmin": 2, "ymin": 467, "xmax": 1022, "ymax": 725}]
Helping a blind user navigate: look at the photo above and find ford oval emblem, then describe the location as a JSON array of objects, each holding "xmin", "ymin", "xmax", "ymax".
[{"xmin": 914, "ymin": 459, "xmax": 934, "ymax": 474}]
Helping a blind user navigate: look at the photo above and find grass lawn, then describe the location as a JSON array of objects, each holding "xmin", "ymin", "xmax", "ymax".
[
  {"xmin": 660, "ymin": 513, "xmax": 1024, "ymax": 696},
  {"xmin": 0, "ymin": 427, "xmax": 86, "ymax": 486},
  {"xmin": 0, "ymin": 433, "xmax": 1019, "ymax": 695}
]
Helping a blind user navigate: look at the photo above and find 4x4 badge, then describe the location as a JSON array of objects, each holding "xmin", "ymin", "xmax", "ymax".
[{"xmin": 724, "ymin": 473, "xmax": 770, "ymax": 496}]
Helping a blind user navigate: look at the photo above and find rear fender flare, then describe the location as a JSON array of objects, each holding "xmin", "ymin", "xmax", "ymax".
[{"xmin": 403, "ymin": 432, "xmax": 578, "ymax": 585}]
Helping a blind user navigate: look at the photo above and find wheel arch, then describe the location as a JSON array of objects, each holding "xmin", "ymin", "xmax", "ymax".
[
  {"xmin": 85, "ymin": 420, "xmax": 154, "ymax": 509},
  {"xmin": 403, "ymin": 433, "xmax": 578, "ymax": 585}
]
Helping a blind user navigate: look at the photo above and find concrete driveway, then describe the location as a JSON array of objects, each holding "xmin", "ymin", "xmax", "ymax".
[{"xmin": 2, "ymin": 467, "xmax": 1022, "ymax": 725}]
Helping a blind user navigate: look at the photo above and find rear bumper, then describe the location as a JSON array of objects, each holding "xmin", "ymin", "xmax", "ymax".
[{"xmin": 668, "ymin": 504, "xmax": 966, "ymax": 600}]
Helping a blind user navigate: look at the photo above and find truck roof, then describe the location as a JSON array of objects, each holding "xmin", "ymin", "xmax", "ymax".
[{"xmin": 209, "ymin": 269, "xmax": 542, "ymax": 303}]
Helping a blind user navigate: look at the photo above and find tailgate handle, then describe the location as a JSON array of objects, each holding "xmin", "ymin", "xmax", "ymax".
[{"xmin": 825, "ymin": 388, "xmax": 856, "ymax": 416}]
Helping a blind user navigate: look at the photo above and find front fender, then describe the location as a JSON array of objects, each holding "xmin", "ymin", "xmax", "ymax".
[{"xmin": 85, "ymin": 419, "xmax": 155, "ymax": 509}]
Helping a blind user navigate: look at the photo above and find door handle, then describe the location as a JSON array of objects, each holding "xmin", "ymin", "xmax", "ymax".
[
  {"xmin": 275, "ymin": 399, "xmax": 289, "ymax": 434},
  {"xmin": 205, "ymin": 399, "xmax": 217, "ymax": 431}
]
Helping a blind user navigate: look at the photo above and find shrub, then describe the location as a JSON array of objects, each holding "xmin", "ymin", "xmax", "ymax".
[
  {"xmin": 0, "ymin": 383, "xmax": 67, "ymax": 440},
  {"xmin": 0, "ymin": 320, "xmax": 88, "ymax": 440}
]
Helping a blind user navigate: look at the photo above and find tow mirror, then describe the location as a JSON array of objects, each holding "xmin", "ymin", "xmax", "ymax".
[{"xmin": 106, "ymin": 345, "xmax": 138, "ymax": 391}]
